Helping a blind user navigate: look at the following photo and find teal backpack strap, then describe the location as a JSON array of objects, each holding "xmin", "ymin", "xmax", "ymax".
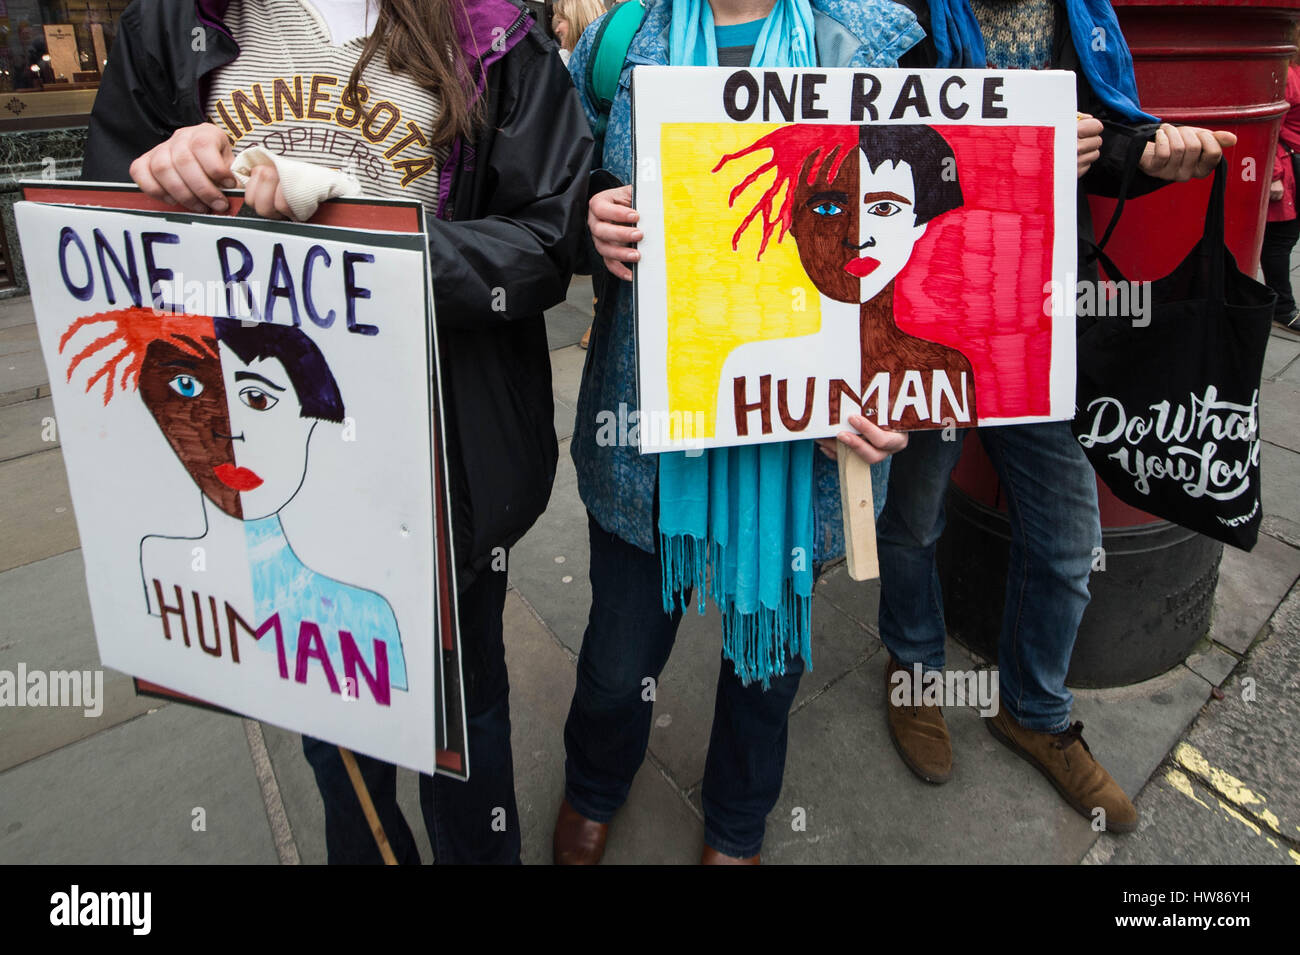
[{"xmin": 584, "ymin": 0, "xmax": 646, "ymax": 164}]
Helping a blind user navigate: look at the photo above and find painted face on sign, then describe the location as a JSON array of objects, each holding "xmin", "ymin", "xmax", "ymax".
[
  {"xmin": 217, "ymin": 344, "xmax": 317, "ymax": 521},
  {"xmin": 105, "ymin": 314, "xmax": 343, "ymax": 522},
  {"xmin": 788, "ymin": 149, "xmax": 927, "ymax": 305},
  {"xmin": 138, "ymin": 339, "xmax": 243, "ymax": 519}
]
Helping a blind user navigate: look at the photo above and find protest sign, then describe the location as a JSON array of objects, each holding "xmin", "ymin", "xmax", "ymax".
[
  {"xmin": 15, "ymin": 185, "xmax": 467, "ymax": 778},
  {"xmin": 632, "ymin": 66, "xmax": 1079, "ymax": 453}
]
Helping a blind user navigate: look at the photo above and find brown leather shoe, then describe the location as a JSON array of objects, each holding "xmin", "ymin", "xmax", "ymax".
[
  {"xmin": 884, "ymin": 656, "xmax": 953, "ymax": 784},
  {"xmin": 986, "ymin": 709, "xmax": 1138, "ymax": 833},
  {"xmin": 552, "ymin": 799, "xmax": 609, "ymax": 865},
  {"xmin": 700, "ymin": 846, "xmax": 760, "ymax": 865}
]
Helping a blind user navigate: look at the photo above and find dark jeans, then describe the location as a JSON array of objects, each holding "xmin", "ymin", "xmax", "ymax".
[
  {"xmin": 1261, "ymin": 216, "xmax": 1300, "ymax": 321},
  {"xmin": 877, "ymin": 422, "xmax": 1101, "ymax": 732},
  {"xmin": 302, "ymin": 564, "xmax": 519, "ymax": 864},
  {"xmin": 563, "ymin": 513, "xmax": 802, "ymax": 858}
]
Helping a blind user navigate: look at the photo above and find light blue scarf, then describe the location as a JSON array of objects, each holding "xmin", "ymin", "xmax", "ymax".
[
  {"xmin": 659, "ymin": 0, "xmax": 819, "ymax": 687},
  {"xmin": 926, "ymin": 0, "xmax": 1158, "ymax": 123}
]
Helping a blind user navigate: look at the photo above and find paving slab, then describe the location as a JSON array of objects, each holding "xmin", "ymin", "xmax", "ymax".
[
  {"xmin": 1206, "ymin": 532, "xmax": 1300, "ymax": 654},
  {"xmin": 1088, "ymin": 766, "xmax": 1298, "ymax": 865},
  {"xmin": 598, "ymin": 759, "xmax": 706, "ymax": 864},
  {"xmin": 1261, "ymin": 441, "xmax": 1300, "ymax": 529},
  {"xmin": 1177, "ymin": 586, "xmax": 1300, "ymax": 846},
  {"xmin": 544, "ymin": 302, "xmax": 592, "ymax": 352},
  {"xmin": 563, "ymin": 275, "xmax": 595, "ymax": 314},
  {"xmin": 0, "ymin": 394, "xmax": 57, "ymax": 463},
  {"xmin": 642, "ymin": 606, "xmax": 723, "ymax": 792},
  {"xmin": 0, "ymin": 347, "xmax": 49, "ymax": 407},
  {"xmin": 1068, "ymin": 663, "xmax": 1214, "ymax": 800},
  {"xmin": 1262, "ymin": 514, "xmax": 1300, "ymax": 550},
  {"xmin": 0, "ymin": 321, "xmax": 38, "ymax": 358},
  {"xmin": 0, "ymin": 448, "xmax": 78, "ymax": 572},
  {"xmin": 257, "ymin": 722, "xmax": 328, "ymax": 864},
  {"xmin": 1261, "ymin": 379, "xmax": 1300, "ymax": 454},
  {"xmin": 508, "ymin": 456, "xmax": 591, "ymax": 657},
  {"xmin": 0, "ymin": 550, "xmax": 155, "ymax": 772},
  {"xmin": 0, "ymin": 297, "xmax": 34, "ymax": 332},
  {"xmin": 502, "ymin": 587, "xmax": 577, "ymax": 864},
  {"xmin": 815, "ymin": 562, "xmax": 882, "ymax": 636},
  {"xmin": 649, "ymin": 598, "xmax": 898, "ymax": 795},
  {"xmin": 552, "ymin": 394, "xmax": 575, "ymax": 443},
  {"xmin": 0, "ymin": 702, "xmax": 278, "ymax": 864},
  {"xmin": 1263, "ymin": 334, "xmax": 1300, "ymax": 379},
  {"xmin": 762, "ymin": 656, "xmax": 1099, "ymax": 864},
  {"xmin": 1184, "ymin": 643, "xmax": 1239, "ymax": 687},
  {"xmin": 549, "ymin": 343, "xmax": 587, "ymax": 411}
]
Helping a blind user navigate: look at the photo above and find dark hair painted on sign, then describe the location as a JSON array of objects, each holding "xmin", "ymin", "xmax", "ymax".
[
  {"xmin": 214, "ymin": 317, "xmax": 345, "ymax": 420},
  {"xmin": 857, "ymin": 125, "xmax": 964, "ymax": 225},
  {"xmin": 214, "ymin": 318, "xmax": 346, "ymax": 423}
]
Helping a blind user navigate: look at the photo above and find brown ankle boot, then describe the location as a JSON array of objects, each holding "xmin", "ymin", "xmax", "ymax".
[
  {"xmin": 986, "ymin": 709, "xmax": 1138, "ymax": 833},
  {"xmin": 552, "ymin": 799, "xmax": 610, "ymax": 865},
  {"xmin": 700, "ymin": 846, "xmax": 760, "ymax": 865},
  {"xmin": 884, "ymin": 656, "xmax": 953, "ymax": 784}
]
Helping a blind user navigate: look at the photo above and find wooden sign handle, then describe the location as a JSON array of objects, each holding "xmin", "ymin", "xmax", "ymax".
[
  {"xmin": 339, "ymin": 746, "xmax": 399, "ymax": 865},
  {"xmin": 837, "ymin": 443, "xmax": 880, "ymax": 581}
]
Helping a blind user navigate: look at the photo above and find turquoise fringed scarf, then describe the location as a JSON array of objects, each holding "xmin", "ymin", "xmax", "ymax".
[{"xmin": 659, "ymin": 0, "xmax": 819, "ymax": 687}]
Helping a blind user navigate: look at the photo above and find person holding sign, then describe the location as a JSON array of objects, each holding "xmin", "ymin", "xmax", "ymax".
[
  {"xmin": 866, "ymin": 0, "xmax": 1235, "ymax": 831},
  {"xmin": 83, "ymin": 0, "xmax": 592, "ymax": 864},
  {"xmin": 560, "ymin": 0, "xmax": 917, "ymax": 865}
]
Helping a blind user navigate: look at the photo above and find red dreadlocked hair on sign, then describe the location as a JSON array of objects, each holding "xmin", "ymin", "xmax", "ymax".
[
  {"xmin": 58, "ymin": 307, "xmax": 218, "ymax": 406},
  {"xmin": 712, "ymin": 124, "xmax": 859, "ymax": 261}
]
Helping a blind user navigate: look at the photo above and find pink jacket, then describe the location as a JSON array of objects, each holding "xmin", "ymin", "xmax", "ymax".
[{"xmin": 1269, "ymin": 64, "xmax": 1300, "ymax": 222}]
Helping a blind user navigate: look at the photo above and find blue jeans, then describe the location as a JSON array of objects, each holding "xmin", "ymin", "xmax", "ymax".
[
  {"xmin": 302, "ymin": 565, "xmax": 521, "ymax": 864},
  {"xmin": 876, "ymin": 421, "xmax": 1101, "ymax": 732},
  {"xmin": 564, "ymin": 513, "xmax": 803, "ymax": 858}
]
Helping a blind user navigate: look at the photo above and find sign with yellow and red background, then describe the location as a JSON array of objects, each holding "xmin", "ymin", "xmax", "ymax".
[{"xmin": 633, "ymin": 66, "xmax": 1078, "ymax": 453}]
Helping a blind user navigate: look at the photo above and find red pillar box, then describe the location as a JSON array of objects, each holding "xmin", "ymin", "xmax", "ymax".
[{"xmin": 937, "ymin": 0, "xmax": 1299, "ymax": 687}]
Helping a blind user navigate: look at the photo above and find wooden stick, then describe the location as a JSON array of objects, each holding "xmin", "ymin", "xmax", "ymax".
[
  {"xmin": 837, "ymin": 443, "xmax": 880, "ymax": 581},
  {"xmin": 338, "ymin": 746, "xmax": 399, "ymax": 866}
]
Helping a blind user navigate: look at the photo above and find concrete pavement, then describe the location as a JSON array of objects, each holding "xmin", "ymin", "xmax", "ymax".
[{"xmin": 1, "ymin": 275, "xmax": 1297, "ymax": 864}]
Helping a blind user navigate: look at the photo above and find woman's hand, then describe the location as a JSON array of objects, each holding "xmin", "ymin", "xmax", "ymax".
[
  {"xmin": 1271, "ymin": 178, "xmax": 1285, "ymax": 202},
  {"xmin": 130, "ymin": 123, "xmax": 236, "ymax": 214},
  {"xmin": 242, "ymin": 163, "xmax": 295, "ymax": 220},
  {"xmin": 1138, "ymin": 124, "xmax": 1237, "ymax": 181},
  {"xmin": 1077, "ymin": 114, "xmax": 1103, "ymax": 179},
  {"xmin": 589, "ymin": 185, "xmax": 642, "ymax": 281},
  {"xmin": 816, "ymin": 414, "xmax": 909, "ymax": 464}
]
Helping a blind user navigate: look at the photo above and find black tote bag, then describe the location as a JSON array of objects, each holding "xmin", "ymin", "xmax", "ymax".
[{"xmin": 1073, "ymin": 162, "xmax": 1276, "ymax": 551}]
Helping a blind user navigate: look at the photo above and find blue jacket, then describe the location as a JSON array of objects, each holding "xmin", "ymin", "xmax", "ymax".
[{"xmin": 568, "ymin": 0, "xmax": 923, "ymax": 557}]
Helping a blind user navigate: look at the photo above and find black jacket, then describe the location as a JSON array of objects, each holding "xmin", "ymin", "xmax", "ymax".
[
  {"xmin": 82, "ymin": 0, "xmax": 594, "ymax": 590},
  {"xmin": 895, "ymin": 0, "xmax": 1165, "ymax": 281}
]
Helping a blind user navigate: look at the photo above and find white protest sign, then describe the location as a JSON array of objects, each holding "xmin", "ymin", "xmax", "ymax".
[{"xmin": 16, "ymin": 198, "xmax": 457, "ymax": 776}]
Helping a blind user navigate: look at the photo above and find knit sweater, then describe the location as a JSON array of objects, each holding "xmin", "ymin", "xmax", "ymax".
[
  {"xmin": 968, "ymin": 0, "xmax": 1057, "ymax": 70},
  {"xmin": 205, "ymin": 0, "xmax": 445, "ymax": 210}
]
